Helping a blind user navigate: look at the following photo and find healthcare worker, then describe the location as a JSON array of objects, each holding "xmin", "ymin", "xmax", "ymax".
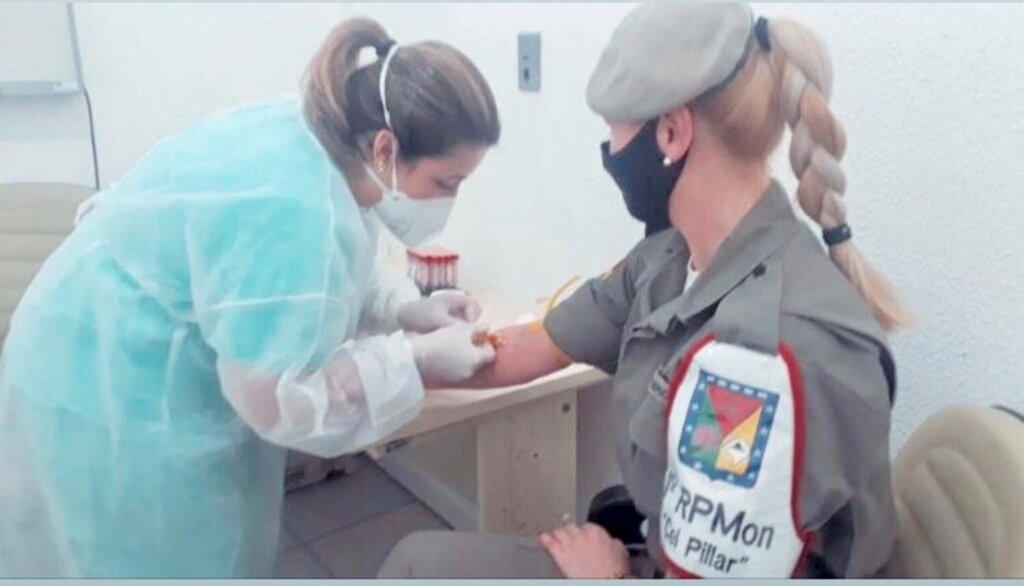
[
  {"xmin": 0, "ymin": 18, "xmax": 500, "ymax": 578},
  {"xmin": 379, "ymin": 3, "xmax": 914, "ymax": 579}
]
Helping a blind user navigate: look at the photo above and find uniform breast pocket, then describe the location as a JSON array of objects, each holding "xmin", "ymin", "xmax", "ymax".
[
  {"xmin": 627, "ymin": 367, "xmax": 670, "ymax": 458},
  {"xmin": 624, "ymin": 367, "xmax": 671, "ymax": 516}
]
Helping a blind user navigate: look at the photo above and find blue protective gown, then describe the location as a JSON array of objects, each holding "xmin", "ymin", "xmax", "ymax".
[{"xmin": 0, "ymin": 97, "xmax": 425, "ymax": 577}]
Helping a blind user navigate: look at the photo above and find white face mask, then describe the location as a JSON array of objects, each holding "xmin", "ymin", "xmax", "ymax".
[
  {"xmin": 364, "ymin": 157, "xmax": 454, "ymax": 247},
  {"xmin": 364, "ymin": 44, "xmax": 455, "ymax": 248}
]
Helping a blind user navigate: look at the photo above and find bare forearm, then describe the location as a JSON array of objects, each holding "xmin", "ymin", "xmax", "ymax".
[{"xmin": 455, "ymin": 323, "xmax": 572, "ymax": 389}]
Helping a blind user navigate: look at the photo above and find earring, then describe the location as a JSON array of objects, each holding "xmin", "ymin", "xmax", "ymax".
[
  {"xmin": 378, "ymin": 162, "xmax": 385, "ymax": 172},
  {"xmin": 663, "ymin": 156, "xmax": 673, "ymax": 167}
]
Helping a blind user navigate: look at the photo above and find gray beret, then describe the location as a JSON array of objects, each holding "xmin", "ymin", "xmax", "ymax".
[{"xmin": 587, "ymin": 3, "xmax": 755, "ymax": 123}]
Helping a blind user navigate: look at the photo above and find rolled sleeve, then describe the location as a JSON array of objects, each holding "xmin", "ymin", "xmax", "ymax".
[{"xmin": 543, "ymin": 252, "xmax": 641, "ymax": 374}]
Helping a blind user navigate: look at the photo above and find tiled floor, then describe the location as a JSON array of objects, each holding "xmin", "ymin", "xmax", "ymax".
[{"xmin": 277, "ymin": 457, "xmax": 450, "ymax": 578}]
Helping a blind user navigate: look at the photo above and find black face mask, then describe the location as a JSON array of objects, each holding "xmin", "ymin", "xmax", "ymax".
[{"xmin": 601, "ymin": 119, "xmax": 686, "ymax": 236}]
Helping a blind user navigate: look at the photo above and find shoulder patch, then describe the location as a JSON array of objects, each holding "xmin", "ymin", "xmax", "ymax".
[
  {"xmin": 676, "ymin": 370, "xmax": 780, "ymax": 488},
  {"xmin": 660, "ymin": 335, "xmax": 809, "ymax": 578}
]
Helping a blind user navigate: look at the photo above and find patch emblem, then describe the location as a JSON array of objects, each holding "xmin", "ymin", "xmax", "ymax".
[{"xmin": 676, "ymin": 370, "xmax": 779, "ymax": 488}]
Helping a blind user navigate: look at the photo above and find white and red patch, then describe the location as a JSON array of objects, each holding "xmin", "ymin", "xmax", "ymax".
[{"xmin": 660, "ymin": 335, "xmax": 810, "ymax": 578}]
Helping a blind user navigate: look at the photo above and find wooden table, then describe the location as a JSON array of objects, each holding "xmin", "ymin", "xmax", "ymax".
[{"xmin": 370, "ymin": 364, "xmax": 608, "ymax": 536}]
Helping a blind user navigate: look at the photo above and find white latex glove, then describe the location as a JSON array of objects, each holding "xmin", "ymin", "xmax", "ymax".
[
  {"xmin": 396, "ymin": 290, "xmax": 482, "ymax": 334},
  {"xmin": 409, "ymin": 321, "xmax": 496, "ymax": 386}
]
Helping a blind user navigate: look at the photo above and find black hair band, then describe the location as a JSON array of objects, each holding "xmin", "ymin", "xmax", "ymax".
[
  {"xmin": 822, "ymin": 223, "xmax": 853, "ymax": 247},
  {"xmin": 375, "ymin": 39, "xmax": 397, "ymax": 58},
  {"xmin": 754, "ymin": 17, "xmax": 771, "ymax": 52}
]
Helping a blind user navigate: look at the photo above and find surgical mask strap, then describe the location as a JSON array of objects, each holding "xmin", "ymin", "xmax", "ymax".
[
  {"xmin": 378, "ymin": 44, "xmax": 398, "ymax": 131},
  {"xmin": 376, "ymin": 43, "xmax": 401, "ymax": 193}
]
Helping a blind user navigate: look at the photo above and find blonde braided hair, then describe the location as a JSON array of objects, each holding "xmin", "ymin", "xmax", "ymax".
[{"xmin": 694, "ymin": 18, "xmax": 914, "ymax": 332}]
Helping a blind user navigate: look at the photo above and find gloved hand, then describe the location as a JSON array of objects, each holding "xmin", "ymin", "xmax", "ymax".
[
  {"xmin": 409, "ymin": 321, "xmax": 496, "ymax": 386},
  {"xmin": 397, "ymin": 290, "xmax": 482, "ymax": 334}
]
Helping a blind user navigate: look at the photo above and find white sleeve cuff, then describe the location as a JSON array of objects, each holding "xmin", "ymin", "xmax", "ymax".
[
  {"xmin": 362, "ymin": 271, "xmax": 423, "ymax": 333},
  {"xmin": 348, "ymin": 331, "xmax": 425, "ymax": 433}
]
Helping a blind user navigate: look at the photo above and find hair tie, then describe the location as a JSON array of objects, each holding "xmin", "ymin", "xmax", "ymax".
[
  {"xmin": 375, "ymin": 39, "xmax": 397, "ymax": 59},
  {"xmin": 754, "ymin": 17, "xmax": 772, "ymax": 52},
  {"xmin": 377, "ymin": 41, "xmax": 400, "ymax": 130},
  {"xmin": 822, "ymin": 223, "xmax": 852, "ymax": 247}
]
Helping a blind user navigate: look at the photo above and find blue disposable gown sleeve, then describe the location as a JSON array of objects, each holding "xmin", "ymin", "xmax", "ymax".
[{"xmin": 189, "ymin": 194, "xmax": 424, "ymax": 458}]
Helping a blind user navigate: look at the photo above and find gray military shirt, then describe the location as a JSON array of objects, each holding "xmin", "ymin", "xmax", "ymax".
[{"xmin": 544, "ymin": 182, "xmax": 897, "ymax": 578}]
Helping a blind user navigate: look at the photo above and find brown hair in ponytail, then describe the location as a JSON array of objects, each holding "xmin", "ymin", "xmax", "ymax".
[{"xmin": 303, "ymin": 17, "xmax": 500, "ymax": 174}]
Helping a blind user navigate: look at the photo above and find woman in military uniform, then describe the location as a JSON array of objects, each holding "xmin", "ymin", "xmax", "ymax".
[{"xmin": 378, "ymin": 3, "xmax": 913, "ymax": 579}]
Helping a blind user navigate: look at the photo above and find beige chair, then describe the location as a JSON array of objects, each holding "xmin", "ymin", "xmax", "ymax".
[
  {"xmin": 887, "ymin": 405, "xmax": 1024, "ymax": 578},
  {"xmin": 0, "ymin": 182, "xmax": 94, "ymax": 342}
]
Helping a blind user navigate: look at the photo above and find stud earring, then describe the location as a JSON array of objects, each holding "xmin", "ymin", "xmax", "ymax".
[{"xmin": 663, "ymin": 156, "xmax": 673, "ymax": 167}]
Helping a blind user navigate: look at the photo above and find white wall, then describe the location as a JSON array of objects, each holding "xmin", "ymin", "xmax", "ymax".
[
  {"xmin": 749, "ymin": 4, "xmax": 1024, "ymax": 449},
  {"xmin": 0, "ymin": 3, "xmax": 93, "ymax": 185},
  {"xmin": 24, "ymin": 2, "xmax": 1024, "ymax": 450},
  {"xmin": 0, "ymin": 3, "xmax": 77, "ymax": 82}
]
